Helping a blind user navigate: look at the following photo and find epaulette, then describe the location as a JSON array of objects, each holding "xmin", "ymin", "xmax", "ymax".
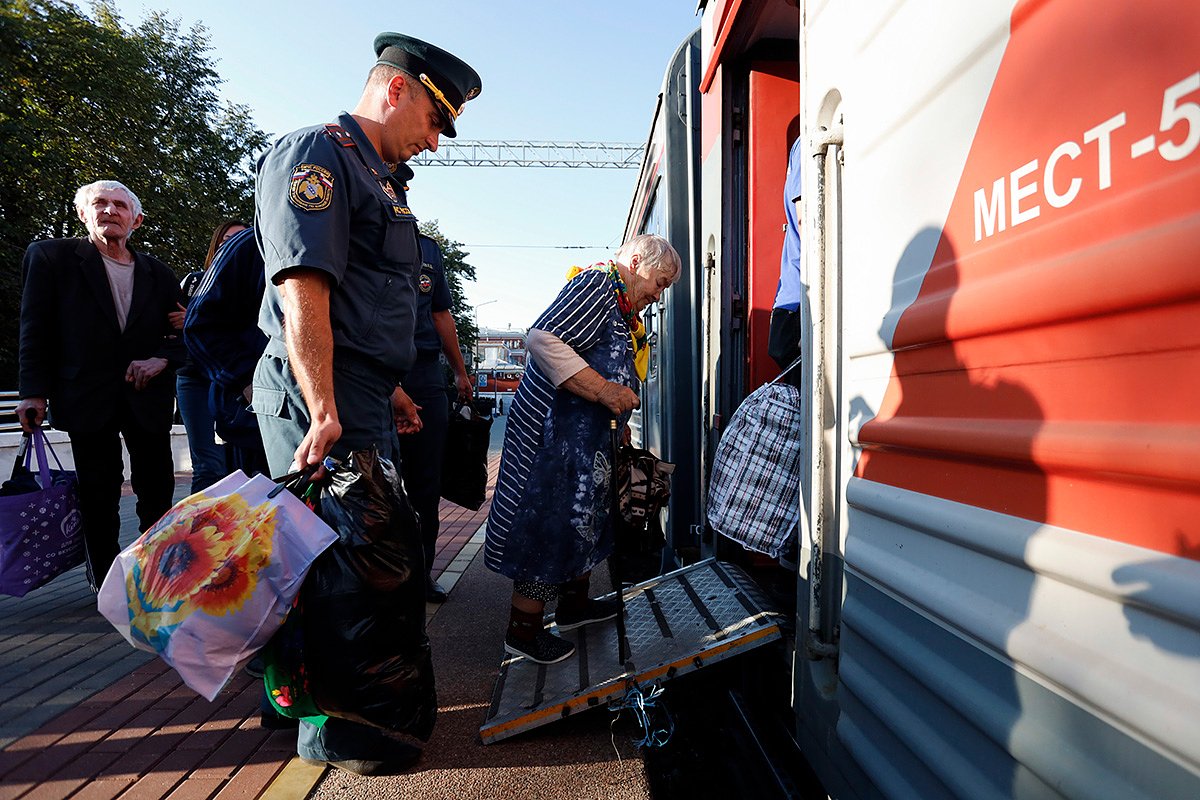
[{"xmin": 324, "ymin": 124, "xmax": 356, "ymax": 148}]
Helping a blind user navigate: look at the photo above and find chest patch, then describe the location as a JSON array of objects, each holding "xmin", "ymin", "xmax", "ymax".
[{"xmin": 289, "ymin": 164, "xmax": 334, "ymax": 211}]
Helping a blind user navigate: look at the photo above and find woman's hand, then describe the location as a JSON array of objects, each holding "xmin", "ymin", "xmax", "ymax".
[{"xmin": 597, "ymin": 381, "xmax": 640, "ymax": 415}]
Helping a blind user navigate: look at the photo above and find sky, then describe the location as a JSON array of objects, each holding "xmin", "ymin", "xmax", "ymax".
[{"xmin": 104, "ymin": 0, "xmax": 703, "ymax": 332}]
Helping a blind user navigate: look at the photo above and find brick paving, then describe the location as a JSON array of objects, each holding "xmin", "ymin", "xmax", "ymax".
[{"xmin": 0, "ymin": 447, "xmax": 502, "ymax": 800}]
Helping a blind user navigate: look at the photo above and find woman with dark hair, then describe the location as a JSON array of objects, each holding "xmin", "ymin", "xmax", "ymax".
[{"xmin": 170, "ymin": 219, "xmax": 249, "ymax": 492}]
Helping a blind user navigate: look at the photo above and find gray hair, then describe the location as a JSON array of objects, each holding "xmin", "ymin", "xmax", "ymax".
[
  {"xmin": 74, "ymin": 180, "xmax": 143, "ymax": 218},
  {"xmin": 616, "ymin": 234, "xmax": 681, "ymax": 279}
]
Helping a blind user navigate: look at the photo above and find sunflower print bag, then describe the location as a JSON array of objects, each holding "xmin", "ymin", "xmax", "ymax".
[{"xmin": 98, "ymin": 470, "xmax": 338, "ymax": 700}]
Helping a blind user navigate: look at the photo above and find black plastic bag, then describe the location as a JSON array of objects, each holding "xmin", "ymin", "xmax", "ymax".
[
  {"xmin": 301, "ymin": 448, "xmax": 436, "ymax": 740},
  {"xmin": 440, "ymin": 400, "xmax": 493, "ymax": 510}
]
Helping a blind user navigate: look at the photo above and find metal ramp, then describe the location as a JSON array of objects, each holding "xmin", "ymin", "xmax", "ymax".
[{"xmin": 480, "ymin": 558, "xmax": 783, "ymax": 744}]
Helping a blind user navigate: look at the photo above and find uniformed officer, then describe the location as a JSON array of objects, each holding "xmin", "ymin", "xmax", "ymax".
[
  {"xmin": 250, "ymin": 32, "xmax": 481, "ymax": 777},
  {"xmin": 398, "ymin": 233, "xmax": 473, "ymax": 603}
]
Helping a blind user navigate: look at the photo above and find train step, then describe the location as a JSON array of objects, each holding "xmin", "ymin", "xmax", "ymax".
[{"xmin": 479, "ymin": 557, "xmax": 784, "ymax": 744}]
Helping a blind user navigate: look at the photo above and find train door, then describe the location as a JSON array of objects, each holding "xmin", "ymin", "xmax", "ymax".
[{"xmin": 699, "ymin": 45, "xmax": 799, "ymax": 558}]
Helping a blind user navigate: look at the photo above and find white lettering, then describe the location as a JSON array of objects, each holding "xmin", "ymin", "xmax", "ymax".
[
  {"xmin": 1158, "ymin": 72, "xmax": 1200, "ymax": 162},
  {"xmin": 974, "ymin": 178, "xmax": 1006, "ymax": 242},
  {"xmin": 1010, "ymin": 159, "xmax": 1041, "ymax": 227},
  {"xmin": 1044, "ymin": 141, "xmax": 1082, "ymax": 208},
  {"xmin": 1083, "ymin": 112, "xmax": 1126, "ymax": 190}
]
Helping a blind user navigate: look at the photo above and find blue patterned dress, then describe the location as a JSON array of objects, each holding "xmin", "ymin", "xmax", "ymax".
[{"xmin": 484, "ymin": 269, "xmax": 636, "ymax": 585}]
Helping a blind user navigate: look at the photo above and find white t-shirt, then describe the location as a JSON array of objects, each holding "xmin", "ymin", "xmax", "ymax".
[{"xmin": 101, "ymin": 254, "xmax": 135, "ymax": 330}]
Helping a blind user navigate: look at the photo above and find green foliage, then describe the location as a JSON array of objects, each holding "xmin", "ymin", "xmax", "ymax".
[
  {"xmin": 418, "ymin": 219, "xmax": 479, "ymax": 372},
  {"xmin": 0, "ymin": 0, "xmax": 267, "ymax": 385}
]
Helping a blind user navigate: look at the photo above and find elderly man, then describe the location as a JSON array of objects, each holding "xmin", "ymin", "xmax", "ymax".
[
  {"xmin": 17, "ymin": 180, "xmax": 183, "ymax": 590},
  {"xmin": 251, "ymin": 32, "xmax": 481, "ymax": 776}
]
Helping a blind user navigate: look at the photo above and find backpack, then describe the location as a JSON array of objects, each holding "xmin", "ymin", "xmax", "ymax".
[
  {"xmin": 182, "ymin": 227, "xmax": 267, "ymax": 449},
  {"xmin": 706, "ymin": 358, "xmax": 804, "ymax": 558}
]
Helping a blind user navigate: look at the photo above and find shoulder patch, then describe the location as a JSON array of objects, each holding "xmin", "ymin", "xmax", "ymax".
[{"xmin": 289, "ymin": 163, "xmax": 335, "ymax": 212}]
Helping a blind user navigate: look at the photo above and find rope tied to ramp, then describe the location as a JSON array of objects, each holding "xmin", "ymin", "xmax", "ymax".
[{"xmin": 609, "ymin": 680, "xmax": 673, "ymax": 752}]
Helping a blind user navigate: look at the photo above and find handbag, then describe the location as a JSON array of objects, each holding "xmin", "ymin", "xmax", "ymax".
[
  {"xmin": 706, "ymin": 357, "xmax": 804, "ymax": 558},
  {"xmin": 0, "ymin": 429, "xmax": 85, "ymax": 597},
  {"xmin": 612, "ymin": 444, "xmax": 674, "ymax": 584},
  {"xmin": 98, "ymin": 469, "xmax": 339, "ymax": 700},
  {"xmin": 440, "ymin": 398, "xmax": 493, "ymax": 510}
]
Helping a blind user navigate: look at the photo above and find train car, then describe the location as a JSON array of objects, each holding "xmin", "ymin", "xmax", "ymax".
[
  {"xmin": 623, "ymin": 29, "xmax": 705, "ymax": 566},
  {"xmin": 635, "ymin": 0, "xmax": 1200, "ymax": 796}
]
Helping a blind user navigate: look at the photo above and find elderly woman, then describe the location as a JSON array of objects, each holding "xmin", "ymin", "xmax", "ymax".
[{"xmin": 484, "ymin": 233, "xmax": 681, "ymax": 664}]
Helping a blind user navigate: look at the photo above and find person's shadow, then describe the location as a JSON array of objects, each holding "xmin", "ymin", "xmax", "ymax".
[{"xmin": 847, "ymin": 228, "xmax": 1048, "ymax": 796}]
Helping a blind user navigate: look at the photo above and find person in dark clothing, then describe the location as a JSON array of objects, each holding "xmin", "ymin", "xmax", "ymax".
[
  {"xmin": 398, "ymin": 233, "xmax": 473, "ymax": 603},
  {"xmin": 182, "ymin": 225, "xmax": 270, "ymax": 479},
  {"xmin": 17, "ymin": 180, "xmax": 184, "ymax": 589},
  {"xmin": 249, "ymin": 32, "xmax": 481, "ymax": 777},
  {"xmin": 170, "ymin": 219, "xmax": 249, "ymax": 492}
]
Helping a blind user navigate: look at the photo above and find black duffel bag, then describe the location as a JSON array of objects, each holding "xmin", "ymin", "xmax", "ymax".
[
  {"xmin": 301, "ymin": 448, "xmax": 436, "ymax": 740},
  {"xmin": 440, "ymin": 399, "xmax": 493, "ymax": 510}
]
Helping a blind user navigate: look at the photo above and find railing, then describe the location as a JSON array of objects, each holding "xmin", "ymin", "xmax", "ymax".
[{"xmin": 0, "ymin": 391, "xmax": 23, "ymax": 434}]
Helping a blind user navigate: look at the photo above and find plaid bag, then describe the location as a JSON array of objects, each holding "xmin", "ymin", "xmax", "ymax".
[{"xmin": 706, "ymin": 360, "xmax": 803, "ymax": 557}]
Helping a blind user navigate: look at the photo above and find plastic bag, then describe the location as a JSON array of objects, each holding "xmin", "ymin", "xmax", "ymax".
[
  {"xmin": 98, "ymin": 470, "xmax": 339, "ymax": 700},
  {"xmin": 301, "ymin": 448, "xmax": 437, "ymax": 740}
]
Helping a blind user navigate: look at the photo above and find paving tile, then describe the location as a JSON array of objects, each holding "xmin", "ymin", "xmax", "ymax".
[
  {"xmin": 68, "ymin": 778, "xmax": 138, "ymax": 800},
  {"xmin": 0, "ymin": 467, "xmax": 499, "ymax": 800},
  {"xmin": 116, "ymin": 748, "xmax": 204, "ymax": 800},
  {"xmin": 210, "ymin": 754, "xmax": 288, "ymax": 800},
  {"xmin": 164, "ymin": 776, "xmax": 225, "ymax": 800}
]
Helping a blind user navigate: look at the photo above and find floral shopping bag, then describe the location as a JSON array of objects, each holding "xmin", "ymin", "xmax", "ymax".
[{"xmin": 98, "ymin": 470, "xmax": 338, "ymax": 700}]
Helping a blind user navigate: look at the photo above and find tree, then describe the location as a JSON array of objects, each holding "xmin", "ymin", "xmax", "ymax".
[
  {"xmin": 418, "ymin": 220, "xmax": 479, "ymax": 374},
  {"xmin": 0, "ymin": 0, "xmax": 267, "ymax": 386}
]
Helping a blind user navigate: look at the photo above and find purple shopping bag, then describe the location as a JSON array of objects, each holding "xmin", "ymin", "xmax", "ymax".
[{"xmin": 0, "ymin": 429, "xmax": 85, "ymax": 597}]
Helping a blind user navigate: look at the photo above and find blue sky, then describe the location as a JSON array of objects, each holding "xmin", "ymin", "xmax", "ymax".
[{"xmin": 105, "ymin": 0, "xmax": 702, "ymax": 331}]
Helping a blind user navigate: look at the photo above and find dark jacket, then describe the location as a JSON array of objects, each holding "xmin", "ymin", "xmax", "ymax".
[{"xmin": 18, "ymin": 237, "xmax": 184, "ymax": 432}]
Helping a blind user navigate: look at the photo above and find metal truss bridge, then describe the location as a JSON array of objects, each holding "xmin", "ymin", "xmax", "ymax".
[{"xmin": 411, "ymin": 140, "xmax": 643, "ymax": 168}]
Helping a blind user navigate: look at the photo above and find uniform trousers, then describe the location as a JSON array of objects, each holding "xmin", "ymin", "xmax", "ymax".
[
  {"xmin": 68, "ymin": 411, "xmax": 174, "ymax": 587},
  {"xmin": 397, "ymin": 356, "xmax": 449, "ymax": 580},
  {"xmin": 252, "ymin": 350, "xmax": 426, "ymax": 763}
]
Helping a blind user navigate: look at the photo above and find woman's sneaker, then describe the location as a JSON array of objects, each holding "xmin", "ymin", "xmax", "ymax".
[
  {"xmin": 554, "ymin": 597, "xmax": 621, "ymax": 631},
  {"xmin": 504, "ymin": 629, "xmax": 576, "ymax": 664}
]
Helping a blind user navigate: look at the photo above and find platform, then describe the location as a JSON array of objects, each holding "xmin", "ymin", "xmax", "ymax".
[{"xmin": 480, "ymin": 558, "xmax": 783, "ymax": 745}]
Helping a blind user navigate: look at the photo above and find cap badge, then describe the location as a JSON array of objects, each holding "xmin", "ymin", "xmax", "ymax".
[{"xmin": 289, "ymin": 164, "xmax": 335, "ymax": 212}]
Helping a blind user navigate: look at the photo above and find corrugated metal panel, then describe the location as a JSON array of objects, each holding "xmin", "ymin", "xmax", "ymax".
[{"xmin": 840, "ymin": 479, "xmax": 1200, "ymax": 799}]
